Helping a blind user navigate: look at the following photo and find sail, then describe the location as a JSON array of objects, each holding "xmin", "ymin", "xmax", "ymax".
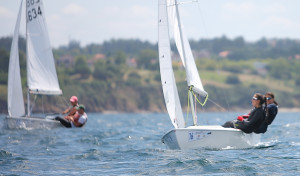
[
  {"xmin": 167, "ymin": 0, "xmax": 207, "ymax": 97},
  {"xmin": 158, "ymin": 0, "xmax": 185, "ymax": 128},
  {"xmin": 26, "ymin": 0, "xmax": 62, "ymax": 95},
  {"xmin": 7, "ymin": 0, "xmax": 25, "ymax": 117}
]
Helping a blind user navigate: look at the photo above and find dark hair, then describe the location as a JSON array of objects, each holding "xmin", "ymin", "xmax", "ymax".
[
  {"xmin": 265, "ymin": 92, "xmax": 278, "ymax": 105},
  {"xmin": 254, "ymin": 93, "xmax": 265, "ymax": 106},
  {"xmin": 264, "ymin": 92, "xmax": 278, "ymax": 123}
]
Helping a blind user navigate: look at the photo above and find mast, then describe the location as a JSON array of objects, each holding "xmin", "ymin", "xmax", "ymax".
[
  {"xmin": 174, "ymin": 0, "xmax": 197, "ymax": 125},
  {"xmin": 26, "ymin": 1, "xmax": 30, "ymax": 117}
]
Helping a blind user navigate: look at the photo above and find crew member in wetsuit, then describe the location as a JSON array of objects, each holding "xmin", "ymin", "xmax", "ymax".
[
  {"xmin": 254, "ymin": 92, "xmax": 278, "ymax": 134},
  {"xmin": 222, "ymin": 93, "xmax": 265, "ymax": 134}
]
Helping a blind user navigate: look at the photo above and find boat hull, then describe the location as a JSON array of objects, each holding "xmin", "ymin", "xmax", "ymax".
[
  {"xmin": 5, "ymin": 116, "xmax": 63, "ymax": 129},
  {"xmin": 162, "ymin": 125, "xmax": 260, "ymax": 149}
]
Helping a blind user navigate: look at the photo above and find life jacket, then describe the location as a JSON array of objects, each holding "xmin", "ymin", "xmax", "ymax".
[{"xmin": 71, "ymin": 112, "xmax": 88, "ymax": 128}]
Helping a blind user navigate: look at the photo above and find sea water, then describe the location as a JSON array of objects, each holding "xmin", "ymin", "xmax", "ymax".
[{"xmin": 0, "ymin": 112, "xmax": 299, "ymax": 175}]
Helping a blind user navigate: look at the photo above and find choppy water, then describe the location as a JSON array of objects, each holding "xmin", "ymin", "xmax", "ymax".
[{"xmin": 0, "ymin": 112, "xmax": 299, "ymax": 175}]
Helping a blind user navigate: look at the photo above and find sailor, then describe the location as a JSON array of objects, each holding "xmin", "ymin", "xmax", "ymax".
[
  {"xmin": 62, "ymin": 96, "xmax": 79, "ymax": 116},
  {"xmin": 254, "ymin": 92, "xmax": 278, "ymax": 134},
  {"xmin": 55, "ymin": 104, "xmax": 87, "ymax": 128},
  {"xmin": 222, "ymin": 93, "xmax": 265, "ymax": 134},
  {"xmin": 67, "ymin": 104, "xmax": 88, "ymax": 128}
]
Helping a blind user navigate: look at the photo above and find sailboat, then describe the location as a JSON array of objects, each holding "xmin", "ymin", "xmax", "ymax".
[
  {"xmin": 158, "ymin": 0, "xmax": 260, "ymax": 149},
  {"xmin": 5, "ymin": 0, "xmax": 62, "ymax": 129}
]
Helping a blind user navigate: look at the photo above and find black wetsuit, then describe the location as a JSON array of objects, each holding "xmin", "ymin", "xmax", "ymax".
[
  {"xmin": 235, "ymin": 107, "xmax": 265, "ymax": 134},
  {"xmin": 254, "ymin": 104, "xmax": 278, "ymax": 134},
  {"xmin": 266, "ymin": 104, "xmax": 278, "ymax": 125}
]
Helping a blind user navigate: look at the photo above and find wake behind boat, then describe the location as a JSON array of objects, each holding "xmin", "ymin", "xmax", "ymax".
[
  {"xmin": 5, "ymin": 0, "xmax": 62, "ymax": 129},
  {"xmin": 158, "ymin": 0, "xmax": 260, "ymax": 149}
]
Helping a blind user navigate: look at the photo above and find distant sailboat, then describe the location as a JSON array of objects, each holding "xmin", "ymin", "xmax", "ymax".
[
  {"xmin": 158, "ymin": 0, "xmax": 259, "ymax": 149},
  {"xmin": 6, "ymin": 0, "xmax": 62, "ymax": 128}
]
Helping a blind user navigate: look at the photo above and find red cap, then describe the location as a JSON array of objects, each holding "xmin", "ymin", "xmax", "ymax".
[{"xmin": 70, "ymin": 96, "xmax": 78, "ymax": 103}]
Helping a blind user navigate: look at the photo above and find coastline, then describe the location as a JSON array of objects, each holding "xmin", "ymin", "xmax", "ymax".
[
  {"xmin": 1, "ymin": 107, "xmax": 298, "ymax": 115},
  {"xmin": 100, "ymin": 107, "xmax": 300, "ymax": 114}
]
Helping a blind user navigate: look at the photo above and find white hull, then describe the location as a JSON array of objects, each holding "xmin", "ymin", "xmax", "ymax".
[
  {"xmin": 162, "ymin": 125, "xmax": 260, "ymax": 149},
  {"xmin": 5, "ymin": 116, "xmax": 62, "ymax": 129}
]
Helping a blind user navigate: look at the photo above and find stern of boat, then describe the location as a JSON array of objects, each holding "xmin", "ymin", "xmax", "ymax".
[
  {"xmin": 162, "ymin": 125, "xmax": 260, "ymax": 150},
  {"xmin": 4, "ymin": 116, "xmax": 63, "ymax": 129}
]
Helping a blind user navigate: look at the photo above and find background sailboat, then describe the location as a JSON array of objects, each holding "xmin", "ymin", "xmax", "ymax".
[
  {"xmin": 158, "ymin": 0, "xmax": 260, "ymax": 149},
  {"xmin": 6, "ymin": 0, "xmax": 63, "ymax": 129}
]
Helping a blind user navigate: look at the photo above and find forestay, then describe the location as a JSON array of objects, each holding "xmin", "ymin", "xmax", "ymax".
[
  {"xmin": 26, "ymin": 0, "xmax": 62, "ymax": 95},
  {"xmin": 7, "ymin": 0, "xmax": 25, "ymax": 117},
  {"xmin": 158, "ymin": 0, "xmax": 185, "ymax": 128},
  {"xmin": 167, "ymin": 0, "xmax": 207, "ymax": 97}
]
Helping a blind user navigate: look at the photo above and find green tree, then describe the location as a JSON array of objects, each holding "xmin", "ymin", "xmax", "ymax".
[
  {"xmin": 126, "ymin": 71, "xmax": 141, "ymax": 86},
  {"xmin": 137, "ymin": 49, "xmax": 158, "ymax": 70},
  {"xmin": 74, "ymin": 56, "xmax": 91, "ymax": 79},
  {"xmin": 114, "ymin": 51, "xmax": 127, "ymax": 66},
  {"xmin": 0, "ymin": 48, "xmax": 9, "ymax": 72},
  {"xmin": 93, "ymin": 59, "xmax": 121, "ymax": 82},
  {"xmin": 268, "ymin": 58, "xmax": 292, "ymax": 79},
  {"xmin": 226, "ymin": 75, "xmax": 240, "ymax": 84}
]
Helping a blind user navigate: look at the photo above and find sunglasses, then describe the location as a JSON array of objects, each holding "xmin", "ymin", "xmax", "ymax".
[
  {"xmin": 252, "ymin": 97, "xmax": 258, "ymax": 100},
  {"xmin": 266, "ymin": 97, "xmax": 272, "ymax": 100}
]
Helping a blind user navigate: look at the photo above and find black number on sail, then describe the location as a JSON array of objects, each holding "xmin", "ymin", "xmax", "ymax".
[
  {"xmin": 28, "ymin": 11, "xmax": 32, "ymax": 21},
  {"xmin": 38, "ymin": 6, "xmax": 42, "ymax": 15},
  {"xmin": 27, "ymin": 0, "xmax": 40, "ymax": 7},
  {"xmin": 27, "ymin": 6, "xmax": 42, "ymax": 22},
  {"xmin": 32, "ymin": 8, "xmax": 37, "ymax": 19}
]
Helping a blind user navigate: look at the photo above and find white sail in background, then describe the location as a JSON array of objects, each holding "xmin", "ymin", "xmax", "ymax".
[
  {"xmin": 7, "ymin": 0, "xmax": 25, "ymax": 117},
  {"xmin": 26, "ymin": 0, "xmax": 62, "ymax": 95},
  {"xmin": 167, "ymin": 0, "xmax": 207, "ymax": 97},
  {"xmin": 158, "ymin": 0, "xmax": 185, "ymax": 128}
]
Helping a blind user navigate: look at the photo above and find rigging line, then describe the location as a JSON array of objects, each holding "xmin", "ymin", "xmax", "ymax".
[
  {"xmin": 221, "ymin": 85, "xmax": 230, "ymax": 110},
  {"xmin": 190, "ymin": 90, "xmax": 208, "ymax": 106},
  {"xmin": 195, "ymin": 1, "xmax": 231, "ymax": 110},
  {"xmin": 194, "ymin": 93, "xmax": 197, "ymax": 124},
  {"xmin": 62, "ymin": 95, "xmax": 69, "ymax": 108},
  {"xmin": 30, "ymin": 94, "xmax": 38, "ymax": 115},
  {"xmin": 207, "ymin": 98, "xmax": 227, "ymax": 112},
  {"xmin": 42, "ymin": 95, "xmax": 44, "ymax": 115},
  {"xmin": 196, "ymin": 1, "xmax": 209, "ymax": 38},
  {"xmin": 185, "ymin": 89, "xmax": 190, "ymax": 127}
]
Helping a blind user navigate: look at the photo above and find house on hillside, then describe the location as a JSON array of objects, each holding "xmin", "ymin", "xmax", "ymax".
[
  {"xmin": 57, "ymin": 55, "xmax": 75, "ymax": 67},
  {"xmin": 219, "ymin": 51, "xmax": 230, "ymax": 58},
  {"xmin": 88, "ymin": 53, "xmax": 105, "ymax": 67},
  {"xmin": 127, "ymin": 58, "xmax": 137, "ymax": 68}
]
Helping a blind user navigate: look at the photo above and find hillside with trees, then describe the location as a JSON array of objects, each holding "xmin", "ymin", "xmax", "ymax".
[{"xmin": 0, "ymin": 36, "xmax": 300, "ymax": 113}]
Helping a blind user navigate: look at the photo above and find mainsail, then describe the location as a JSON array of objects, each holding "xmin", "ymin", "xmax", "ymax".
[
  {"xmin": 7, "ymin": 0, "xmax": 25, "ymax": 117},
  {"xmin": 158, "ymin": 0, "xmax": 185, "ymax": 128},
  {"xmin": 167, "ymin": 0, "xmax": 207, "ymax": 97},
  {"xmin": 26, "ymin": 0, "xmax": 62, "ymax": 95}
]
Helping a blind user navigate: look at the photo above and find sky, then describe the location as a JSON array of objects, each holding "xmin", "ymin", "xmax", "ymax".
[{"xmin": 1, "ymin": 0, "xmax": 300, "ymax": 48}]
